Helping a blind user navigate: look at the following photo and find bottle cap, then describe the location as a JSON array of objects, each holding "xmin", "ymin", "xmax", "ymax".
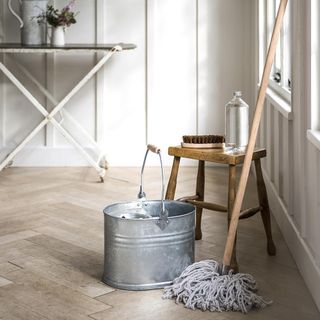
[{"xmin": 234, "ymin": 91, "xmax": 242, "ymax": 98}]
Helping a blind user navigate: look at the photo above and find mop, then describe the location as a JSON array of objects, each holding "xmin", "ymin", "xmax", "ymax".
[{"xmin": 163, "ymin": 0, "xmax": 288, "ymax": 313}]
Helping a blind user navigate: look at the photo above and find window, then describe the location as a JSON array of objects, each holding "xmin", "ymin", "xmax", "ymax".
[{"xmin": 260, "ymin": 0, "xmax": 292, "ymax": 102}]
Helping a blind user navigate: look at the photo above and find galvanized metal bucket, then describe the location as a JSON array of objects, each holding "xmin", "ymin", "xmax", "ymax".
[{"xmin": 102, "ymin": 145, "xmax": 195, "ymax": 290}]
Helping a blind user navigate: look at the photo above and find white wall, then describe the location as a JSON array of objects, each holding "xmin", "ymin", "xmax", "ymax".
[
  {"xmin": 258, "ymin": 0, "xmax": 320, "ymax": 310},
  {"xmin": 0, "ymin": 0, "xmax": 255, "ymax": 166}
]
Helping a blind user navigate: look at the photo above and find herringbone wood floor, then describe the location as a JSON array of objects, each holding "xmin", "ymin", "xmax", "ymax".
[{"xmin": 0, "ymin": 166, "xmax": 319, "ymax": 320}]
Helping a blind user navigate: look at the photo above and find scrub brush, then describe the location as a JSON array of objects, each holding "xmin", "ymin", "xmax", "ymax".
[{"xmin": 181, "ymin": 135, "xmax": 225, "ymax": 149}]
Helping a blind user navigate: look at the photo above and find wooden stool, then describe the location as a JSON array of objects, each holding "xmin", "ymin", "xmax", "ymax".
[{"xmin": 165, "ymin": 146, "xmax": 276, "ymax": 271}]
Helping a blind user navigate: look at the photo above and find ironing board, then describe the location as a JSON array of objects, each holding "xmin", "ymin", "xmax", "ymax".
[{"xmin": 0, "ymin": 43, "xmax": 136, "ymax": 181}]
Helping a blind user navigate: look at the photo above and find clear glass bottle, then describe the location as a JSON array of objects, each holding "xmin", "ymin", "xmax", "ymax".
[{"xmin": 225, "ymin": 91, "xmax": 249, "ymax": 153}]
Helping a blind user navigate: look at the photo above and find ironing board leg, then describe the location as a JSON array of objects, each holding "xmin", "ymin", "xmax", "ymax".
[
  {"xmin": 7, "ymin": 54, "xmax": 105, "ymax": 160},
  {"xmin": 0, "ymin": 117, "xmax": 49, "ymax": 172},
  {"xmin": 0, "ymin": 48, "xmax": 119, "ymax": 181}
]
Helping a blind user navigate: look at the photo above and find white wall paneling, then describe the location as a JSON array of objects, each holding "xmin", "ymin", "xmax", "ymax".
[
  {"xmin": 0, "ymin": 0, "xmax": 255, "ymax": 167},
  {"xmin": 0, "ymin": 0, "xmax": 4, "ymax": 148},
  {"xmin": 259, "ymin": 0, "xmax": 320, "ymax": 310},
  {"xmin": 311, "ymin": 0, "xmax": 319, "ymax": 130},
  {"xmin": 147, "ymin": 0, "xmax": 196, "ymax": 153},
  {"xmin": 273, "ymin": 109, "xmax": 280, "ymax": 193},
  {"xmin": 45, "ymin": 53, "xmax": 56, "ymax": 147},
  {"xmin": 281, "ymin": 118, "xmax": 292, "ymax": 211},
  {"xmin": 198, "ymin": 0, "xmax": 254, "ymax": 136},
  {"xmin": 95, "ymin": 0, "xmax": 106, "ymax": 145},
  {"xmin": 265, "ymin": 101, "xmax": 273, "ymax": 179},
  {"xmin": 306, "ymin": 143, "xmax": 320, "ymax": 260},
  {"xmin": 104, "ymin": 0, "xmax": 145, "ymax": 164},
  {"xmin": 102, "ymin": 0, "xmax": 147, "ymax": 166}
]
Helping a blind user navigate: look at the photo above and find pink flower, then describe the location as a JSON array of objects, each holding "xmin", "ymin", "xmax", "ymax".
[{"xmin": 63, "ymin": 0, "xmax": 76, "ymax": 11}]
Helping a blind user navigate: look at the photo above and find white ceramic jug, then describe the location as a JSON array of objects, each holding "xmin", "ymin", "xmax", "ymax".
[{"xmin": 8, "ymin": 0, "xmax": 48, "ymax": 45}]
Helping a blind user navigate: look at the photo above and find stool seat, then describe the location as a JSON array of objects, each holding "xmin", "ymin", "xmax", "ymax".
[
  {"xmin": 165, "ymin": 146, "xmax": 276, "ymax": 272},
  {"xmin": 168, "ymin": 146, "xmax": 266, "ymax": 165}
]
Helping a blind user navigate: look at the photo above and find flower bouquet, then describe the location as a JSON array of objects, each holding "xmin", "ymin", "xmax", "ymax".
[{"xmin": 35, "ymin": 0, "xmax": 78, "ymax": 46}]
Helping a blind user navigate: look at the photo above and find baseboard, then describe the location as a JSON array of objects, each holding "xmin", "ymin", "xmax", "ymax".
[
  {"xmin": 0, "ymin": 146, "xmax": 101, "ymax": 167},
  {"xmin": 263, "ymin": 168, "xmax": 320, "ymax": 311}
]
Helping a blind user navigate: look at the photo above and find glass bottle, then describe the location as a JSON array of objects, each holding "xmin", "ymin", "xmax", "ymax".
[{"xmin": 225, "ymin": 91, "xmax": 249, "ymax": 153}]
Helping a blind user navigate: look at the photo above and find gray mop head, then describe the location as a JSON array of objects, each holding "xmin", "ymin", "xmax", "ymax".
[{"xmin": 163, "ymin": 260, "xmax": 272, "ymax": 313}]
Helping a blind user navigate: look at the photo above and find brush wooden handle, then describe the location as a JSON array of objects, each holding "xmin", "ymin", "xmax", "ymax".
[
  {"xmin": 222, "ymin": 0, "xmax": 288, "ymax": 268},
  {"xmin": 147, "ymin": 144, "xmax": 161, "ymax": 154}
]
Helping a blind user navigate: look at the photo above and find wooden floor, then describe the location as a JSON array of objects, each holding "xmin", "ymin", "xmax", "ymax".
[{"xmin": 0, "ymin": 166, "xmax": 319, "ymax": 320}]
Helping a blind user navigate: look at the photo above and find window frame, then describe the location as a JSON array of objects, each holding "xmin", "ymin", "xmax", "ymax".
[{"xmin": 260, "ymin": 0, "xmax": 292, "ymax": 104}]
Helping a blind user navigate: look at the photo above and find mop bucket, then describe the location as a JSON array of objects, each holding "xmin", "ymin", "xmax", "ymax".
[{"xmin": 102, "ymin": 145, "xmax": 195, "ymax": 290}]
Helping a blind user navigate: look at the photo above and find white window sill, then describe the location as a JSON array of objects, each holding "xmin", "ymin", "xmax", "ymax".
[
  {"xmin": 257, "ymin": 84, "xmax": 293, "ymax": 120},
  {"xmin": 268, "ymin": 79, "xmax": 292, "ymax": 103},
  {"xmin": 307, "ymin": 130, "xmax": 320, "ymax": 151}
]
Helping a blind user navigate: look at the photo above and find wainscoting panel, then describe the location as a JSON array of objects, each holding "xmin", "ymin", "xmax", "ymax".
[
  {"xmin": 0, "ymin": 0, "xmax": 255, "ymax": 166},
  {"xmin": 147, "ymin": 0, "xmax": 197, "ymax": 151},
  {"xmin": 258, "ymin": 0, "xmax": 320, "ymax": 307}
]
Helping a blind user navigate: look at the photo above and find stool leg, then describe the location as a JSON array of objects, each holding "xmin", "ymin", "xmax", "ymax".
[
  {"xmin": 228, "ymin": 164, "xmax": 238, "ymax": 272},
  {"xmin": 195, "ymin": 160, "xmax": 205, "ymax": 240},
  {"xmin": 254, "ymin": 158, "xmax": 276, "ymax": 256},
  {"xmin": 165, "ymin": 156, "xmax": 180, "ymax": 200}
]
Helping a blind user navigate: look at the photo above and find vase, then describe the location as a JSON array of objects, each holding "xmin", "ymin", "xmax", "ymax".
[
  {"xmin": 8, "ymin": 0, "xmax": 48, "ymax": 45},
  {"xmin": 51, "ymin": 26, "xmax": 65, "ymax": 46}
]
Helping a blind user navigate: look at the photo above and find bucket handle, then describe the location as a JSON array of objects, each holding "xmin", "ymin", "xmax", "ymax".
[{"xmin": 138, "ymin": 144, "xmax": 169, "ymax": 230}]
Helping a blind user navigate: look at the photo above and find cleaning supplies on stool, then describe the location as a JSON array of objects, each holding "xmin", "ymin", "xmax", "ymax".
[
  {"xmin": 225, "ymin": 91, "xmax": 249, "ymax": 153},
  {"xmin": 181, "ymin": 135, "xmax": 225, "ymax": 149}
]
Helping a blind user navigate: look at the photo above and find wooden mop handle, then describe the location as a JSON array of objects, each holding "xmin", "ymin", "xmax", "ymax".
[{"xmin": 222, "ymin": 0, "xmax": 289, "ymax": 267}]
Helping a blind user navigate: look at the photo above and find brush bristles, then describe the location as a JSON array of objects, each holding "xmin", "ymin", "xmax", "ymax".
[{"xmin": 183, "ymin": 135, "xmax": 225, "ymax": 144}]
